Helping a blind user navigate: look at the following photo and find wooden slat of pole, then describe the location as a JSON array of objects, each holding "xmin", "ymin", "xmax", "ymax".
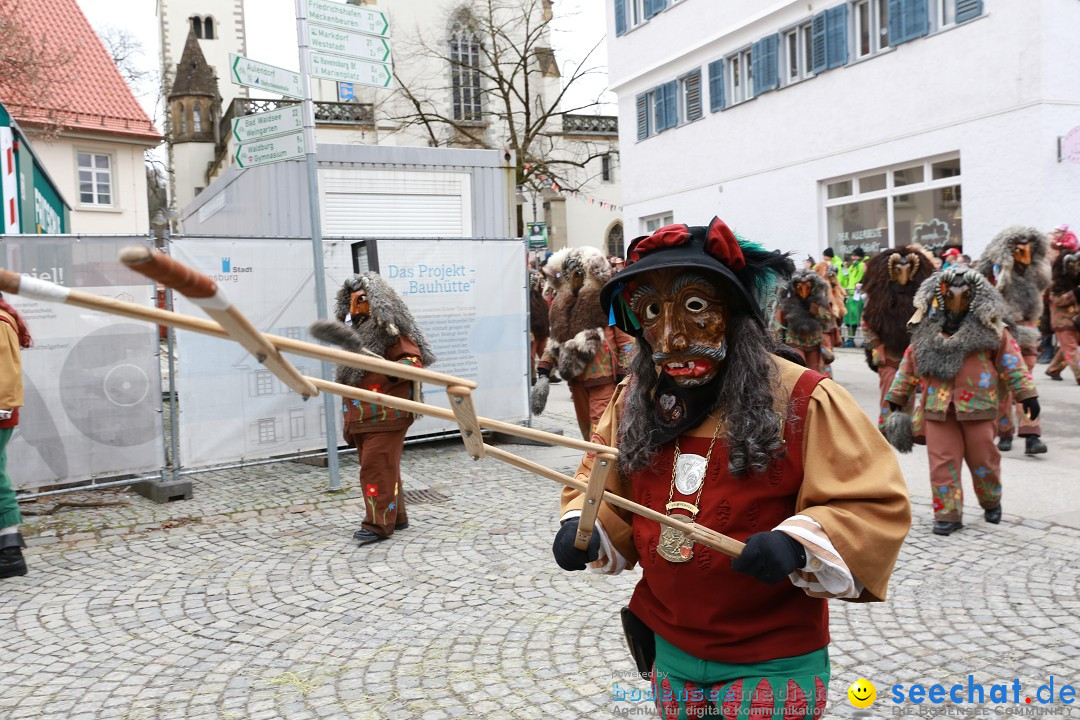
[
  {"xmin": 483, "ymin": 444, "xmax": 745, "ymax": 558},
  {"xmin": 446, "ymin": 386, "xmax": 485, "ymax": 460},
  {"xmin": 573, "ymin": 452, "xmax": 615, "ymax": 551}
]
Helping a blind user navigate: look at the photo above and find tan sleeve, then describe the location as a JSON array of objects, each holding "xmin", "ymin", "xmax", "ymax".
[
  {"xmin": 795, "ymin": 378, "xmax": 911, "ymax": 602},
  {"xmin": 0, "ymin": 316, "xmax": 22, "ymax": 410},
  {"xmin": 560, "ymin": 379, "xmax": 639, "ymax": 568}
]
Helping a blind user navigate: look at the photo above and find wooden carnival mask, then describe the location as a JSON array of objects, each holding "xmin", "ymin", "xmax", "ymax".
[
  {"xmin": 887, "ymin": 252, "xmax": 922, "ymax": 286},
  {"xmin": 936, "ymin": 274, "xmax": 975, "ymax": 333},
  {"xmin": 794, "ymin": 278, "xmax": 815, "ymax": 300},
  {"xmin": 1011, "ymin": 238, "xmax": 1032, "ymax": 268},
  {"xmin": 629, "ymin": 268, "xmax": 728, "ymax": 387}
]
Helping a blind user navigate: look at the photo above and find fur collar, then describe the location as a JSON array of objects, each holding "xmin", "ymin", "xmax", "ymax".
[{"xmin": 910, "ymin": 269, "xmax": 1004, "ymax": 379}]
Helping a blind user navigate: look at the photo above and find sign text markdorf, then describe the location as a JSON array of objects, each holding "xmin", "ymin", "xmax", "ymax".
[
  {"xmin": 309, "ymin": 52, "xmax": 392, "ymax": 88},
  {"xmin": 235, "ymin": 130, "xmax": 306, "ymax": 169},
  {"xmin": 229, "ymin": 54, "xmax": 303, "ymax": 99},
  {"xmin": 232, "ymin": 105, "xmax": 304, "ymax": 143},
  {"xmin": 308, "ymin": 25, "xmax": 392, "ymax": 63},
  {"xmin": 305, "ymin": 0, "xmax": 389, "ymax": 37}
]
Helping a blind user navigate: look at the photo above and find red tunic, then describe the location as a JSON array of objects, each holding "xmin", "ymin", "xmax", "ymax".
[{"xmin": 627, "ymin": 370, "xmax": 829, "ymax": 663}]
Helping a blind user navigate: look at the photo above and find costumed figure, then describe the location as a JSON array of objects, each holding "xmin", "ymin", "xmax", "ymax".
[
  {"xmin": 1045, "ymin": 250, "xmax": 1080, "ymax": 383},
  {"xmin": 529, "ymin": 268, "xmax": 550, "ymax": 382},
  {"xmin": 884, "ymin": 268, "xmax": 1039, "ymax": 536},
  {"xmin": 0, "ymin": 292, "xmax": 30, "ymax": 578},
  {"xmin": 861, "ymin": 247, "xmax": 933, "ymax": 428},
  {"xmin": 531, "ymin": 246, "xmax": 634, "ymax": 439},
  {"xmin": 976, "ymin": 227, "xmax": 1050, "ymax": 455},
  {"xmin": 553, "ymin": 219, "xmax": 909, "ymax": 719},
  {"xmin": 310, "ymin": 274, "xmax": 436, "ymax": 546},
  {"xmin": 773, "ymin": 269, "xmax": 833, "ymax": 374}
]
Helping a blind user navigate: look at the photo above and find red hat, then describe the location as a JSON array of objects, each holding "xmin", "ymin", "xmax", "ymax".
[{"xmin": 942, "ymin": 248, "xmax": 961, "ymax": 258}]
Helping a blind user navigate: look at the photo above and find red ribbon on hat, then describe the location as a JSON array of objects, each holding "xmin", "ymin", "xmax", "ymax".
[{"xmin": 625, "ymin": 217, "xmax": 746, "ymax": 271}]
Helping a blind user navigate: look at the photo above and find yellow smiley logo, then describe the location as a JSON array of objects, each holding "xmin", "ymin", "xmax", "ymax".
[{"xmin": 847, "ymin": 678, "xmax": 877, "ymax": 708}]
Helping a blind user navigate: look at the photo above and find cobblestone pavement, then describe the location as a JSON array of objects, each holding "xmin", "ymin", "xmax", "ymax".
[{"xmin": 4, "ymin": 354, "xmax": 1080, "ymax": 719}]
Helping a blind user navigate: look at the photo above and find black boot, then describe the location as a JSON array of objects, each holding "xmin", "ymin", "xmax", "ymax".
[
  {"xmin": 0, "ymin": 533, "xmax": 28, "ymax": 579},
  {"xmin": 1025, "ymin": 435, "xmax": 1048, "ymax": 455},
  {"xmin": 352, "ymin": 528, "xmax": 389, "ymax": 546},
  {"xmin": 933, "ymin": 521, "xmax": 963, "ymax": 536},
  {"xmin": 997, "ymin": 436, "xmax": 1013, "ymax": 452},
  {"xmin": 984, "ymin": 505, "xmax": 1002, "ymax": 524}
]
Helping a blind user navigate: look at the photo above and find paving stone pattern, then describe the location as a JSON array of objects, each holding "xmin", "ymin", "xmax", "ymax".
[{"xmin": 4, "ymin": 388, "xmax": 1080, "ymax": 719}]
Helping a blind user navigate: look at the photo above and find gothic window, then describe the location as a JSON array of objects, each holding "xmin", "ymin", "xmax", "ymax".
[
  {"xmin": 204, "ymin": 17, "xmax": 215, "ymax": 39},
  {"xmin": 178, "ymin": 103, "xmax": 187, "ymax": 134},
  {"xmin": 607, "ymin": 222, "xmax": 624, "ymax": 258},
  {"xmin": 449, "ymin": 16, "xmax": 482, "ymax": 122},
  {"xmin": 193, "ymin": 104, "xmax": 202, "ymax": 133},
  {"xmin": 190, "ymin": 16, "xmax": 203, "ymax": 39}
]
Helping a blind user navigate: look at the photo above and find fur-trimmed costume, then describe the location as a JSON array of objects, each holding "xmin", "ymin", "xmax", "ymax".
[
  {"xmin": 554, "ymin": 219, "xmax": 909, "ymax": 719},
  {"xmin": 886, "ymin": 268, "xmax": 1038, "ymax": 532},
  {"xmin": 976, "ymin": 227, "xmax": 1050, "ymax": 446},
  {"xmin": 532, "ymin": 247, "xmax": 634, "ymax": 439},
  {"xmin": 861, "ymin": 246, "xmax": 933, "ymax": 427},
  {"xmin": 773, "ymin": 269, "xmax": 833, "ymax": 373},
  {"xmin": 1046, "ymin": 251, "xmax": 1080, "ymax": 382},
  {"xmin": 310, "ymin": 273, "xmax": 436, "ymax": 540}
]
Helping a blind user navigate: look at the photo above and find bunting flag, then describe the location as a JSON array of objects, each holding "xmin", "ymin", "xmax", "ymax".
[{"xmin": 522, "ymin": 165, "xmax": 622, "ymax": 212}]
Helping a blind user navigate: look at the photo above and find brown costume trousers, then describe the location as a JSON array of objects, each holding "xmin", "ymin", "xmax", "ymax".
[
  {"xmin": 997, "ymin": 351, "xmax": 1040, "ymax": 439},
  {"xmin": 1047, "ymin": 329, "xmax": 1080, "ymax": 380},
  {"xmin": 793, "ymin": 346, "xmax": 824, "ymax": 374},
  {"xmin": 569, "ymin": 380, "xmax": 616, "ymax": 440},
  {"xmin": 925, "ymin": 412, "xmax": 1001, "ymax": 522},
  {"xmin": 347, "ymin": 427, "xmax": 410, "ymax": 537}
]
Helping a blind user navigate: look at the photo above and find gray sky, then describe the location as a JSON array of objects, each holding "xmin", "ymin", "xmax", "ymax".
[{"xmin": 75, "ymin": 0, "xmax": 615, "ymax": 132}]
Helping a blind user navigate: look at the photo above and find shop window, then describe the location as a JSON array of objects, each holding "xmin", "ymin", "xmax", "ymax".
[
  {"xmin": 859, "ymin": 173, "xmax": 887, "ymax": 192},
  {"xmin": 894, "ymin": 165, "xmax": 924, "ymax": 186},
  {"xmin": 77, "ymin": 152, "xmax": 112, "ymax": 206},
  {"xmin": 827, "ymin": 180, "xmax": 853, "ymax": 199}
]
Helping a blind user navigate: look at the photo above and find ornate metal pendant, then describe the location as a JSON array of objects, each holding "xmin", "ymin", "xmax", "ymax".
[
  {"xmin": 673, "ymin": 453, "xmax": 708, "ymax": 495},
  {"xmin": 657, "ymin": 510, "xmax": 696, "ymax": 563}
]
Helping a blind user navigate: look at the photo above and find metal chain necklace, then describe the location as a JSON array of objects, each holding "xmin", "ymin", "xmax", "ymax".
[{"xmin": 657, "ymin": 415, "xmax": 724, "ymax": 563}]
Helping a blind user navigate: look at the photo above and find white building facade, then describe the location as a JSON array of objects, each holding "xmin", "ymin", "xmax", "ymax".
[{"xmin": 607, "ymin": 0, "xmax": 1080, "ymax": 259}]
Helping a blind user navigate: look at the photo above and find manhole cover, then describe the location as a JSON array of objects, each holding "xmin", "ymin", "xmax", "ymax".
[{"xmin": 403, "ymin": 488, "xmax": 450, "ymax": 505}]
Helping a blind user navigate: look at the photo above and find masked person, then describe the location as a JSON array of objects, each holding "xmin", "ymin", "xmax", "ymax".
[
  {"xmin": 773, "ymin": 269, "xmax": 834, "ymax": 374},
  {"xmin": 1045, "ymin": 251, "xmax": 1080, "ymax": 383},
  {"xmin": 310, "ymin": 274, "xmax": 437, "ymax": 546},
  {"xmin": 885, "ymin": 269, "xmax": 1039, "ymax": 536},
  {"xmin": 553, "ymin": 219, "xmax": 909, "ymax": 719},
  {"xmin": 0, "ymin": 292, "xmax": 31, "ymax": 578},
  {"xmin": 531, "ymin": 246, "xmax": 634, "ymax": 439},
  {"xmin": 861, "ymin": 247, "xmax": 934, "ymax": 428},
  {"xmin": 975, "ymin": 227, "xmax": 1051, "ymax": 455}
]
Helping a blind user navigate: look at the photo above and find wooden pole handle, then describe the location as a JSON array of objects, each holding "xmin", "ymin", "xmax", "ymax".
[
  {"xmin": 573, "ymin": 452, "xmax": 615, "ymax": 551},
  {"xmin": 120, "ymin": 246, "xmax": 218, "ymax": 299}
]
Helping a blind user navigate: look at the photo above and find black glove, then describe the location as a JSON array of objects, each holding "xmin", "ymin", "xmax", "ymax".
[
  {"xmin": 888, "ymin": 401, "xmax": 902, "ymax": 413},
  {"xmin": 1021, "ymin": 397, "xmax": 1040, "ymax": 421},
  {"xmin": 537, "ymin": 367, "xmax": 550, "ymax": 378},
  {"xmin": 1073, "ymin": 287, "xmax": 1080, "ymax": 304},
  {"xmin": 552, "ymin": 517, "xmax": 602, "ymax": 571},
  {"xmin": 731, "ymin": 531, "xmax": 806, "ymax": 584}
]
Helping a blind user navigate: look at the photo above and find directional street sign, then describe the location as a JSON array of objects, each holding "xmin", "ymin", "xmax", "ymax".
[
  {"xmin": 231, "ymin": 105, "xmax": 304, "ymax": 143},
  {"xmin": 308, "ymin": 25, "xmax": 392, "ymax": 64},
  {"xmin": 235, "ymin": 130, "xmax": 306, "ymax": 169},
  {"xmin": 229, "ymin": 54, "xmax": 303, "ymax": 99},
  {"xmin": 305, "ymin": 0, "xmax": 390, "ymax": 37},
  {"xmin": 309, "ymin": 52, "xmax": 392, "ymax": 88}
]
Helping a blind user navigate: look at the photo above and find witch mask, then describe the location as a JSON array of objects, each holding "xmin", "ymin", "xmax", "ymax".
[{"xmin": 628, "ymin": 268, "xmax": 728, "ymax": 387}]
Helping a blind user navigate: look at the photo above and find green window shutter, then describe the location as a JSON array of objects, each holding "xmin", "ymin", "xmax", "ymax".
[
  {"xmin": 708, "ymin": 59, "xmax": 725, "ymax": 112},
  {"xmin": 811, "ymin": 12, "xmax": 828, "ymax": 74},
  {"xmin": 955, "ymin": 0, "xmax": 983, "ymax": 23},
  {"xmin": 826, "ymin": 5, "xmax": 849, "ymax": 69},
  {"xmin": 615, "ymin": 0, "xmax": 627, "ymax": 36},
  {"xmin": 636, "ymin": 93, "xmax": 649, "ymax": 139}
]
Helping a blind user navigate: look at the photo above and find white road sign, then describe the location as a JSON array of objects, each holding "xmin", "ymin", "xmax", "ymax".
[
  {"xmin": 308, "ymin": 25, "xmax": 392, "ymax": 64},
  {"xmin": 305, "ymin": 0, "xmax": 389, "ymax": 37},
  {"xmin": 232, "ymin": 105, "xmax": 304, "ymax": 143},
  {"xmin": 235, "ymin": 130, "xmax": 306, "ymax": 169},
  {"xmin": 229, "ymin": 54, "xmax": 303, "ymax": 99},
  {"xmin": 309, "ymin": 52, "xmax": 392, "ymax": 88}
]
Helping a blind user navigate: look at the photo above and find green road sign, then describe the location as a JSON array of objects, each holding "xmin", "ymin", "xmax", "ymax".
[
  {"xmin": 309, "ymin": 52, "xmax": 393, "ymax": 87},
  {"xmin": 235, "ymin": 130, "xmax": 306, "ymax": 169},
  {"xmin": 230, "ymin": 54, "xmax": 303, "ymax": 99},
  {"xmin": 232, "ymin": 105, "xmax": 304, "ymax": 143},
  {"xmin": 308, "ymin": 25, "xmax": 392, "ymax": 64},
  {"xmin": 305, "ymin": 0, "xmax": 389, "ymax": 37},
  {"xmin": 527, "ymin": 222, "xmax": 548, "ymax": 249}
]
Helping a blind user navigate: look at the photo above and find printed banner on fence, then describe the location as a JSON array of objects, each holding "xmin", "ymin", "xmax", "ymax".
[
  {"xmin": 170, "ymin": 237, "xmax": 528, "ymax": 469},
  {"xmin": 1, "ymin": 236, "xmax": 165, "ymax": 489}
]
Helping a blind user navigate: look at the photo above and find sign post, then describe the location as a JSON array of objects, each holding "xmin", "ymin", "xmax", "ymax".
[
  {"xmin": 231, "ymin": 105, "xmax": 304, "ymax": 143},
  {"xmin": 295, "ymin": 0, "xmax": 341, "ymax": 491},
  {"xmin": 235, "ymin": 130, "xmax": 306, "ymax": 168},
  {"xmin": 229, "ymin": 54, "xmax": 304, "ymax": 98}
]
